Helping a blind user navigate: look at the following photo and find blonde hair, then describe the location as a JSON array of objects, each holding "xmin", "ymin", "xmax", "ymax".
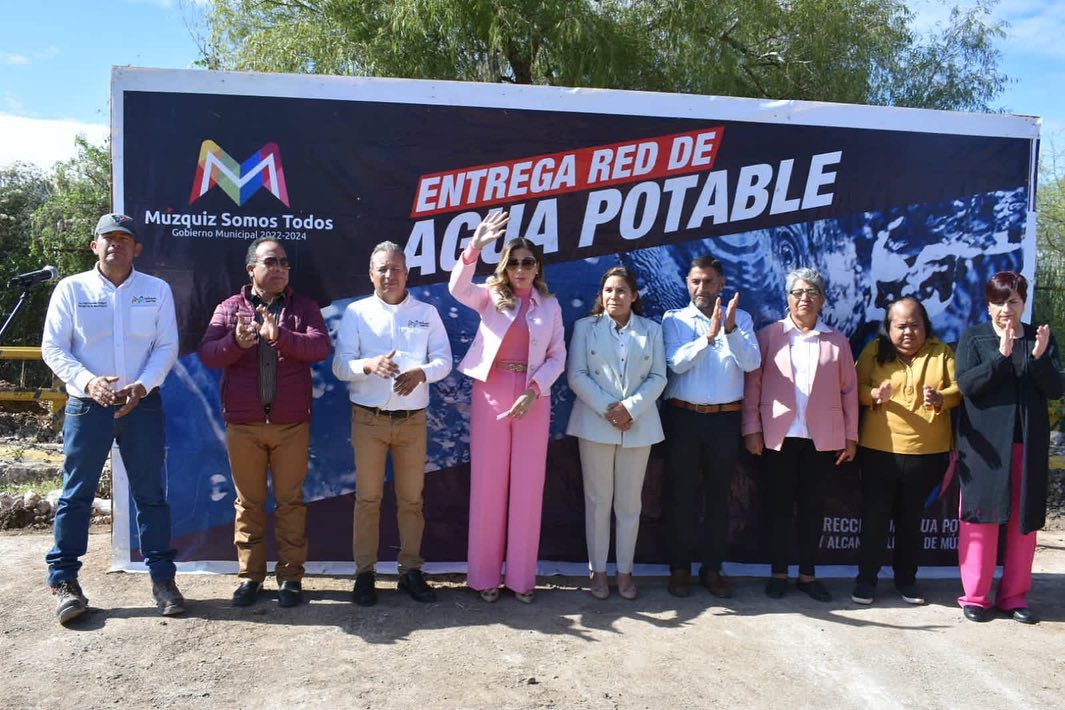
[{"xmin": 486, "ymin": 238, "xmax": 551, "ymax": 312}]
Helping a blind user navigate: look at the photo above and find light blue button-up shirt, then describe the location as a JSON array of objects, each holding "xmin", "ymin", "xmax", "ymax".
[{"xmin": 661, "ymin": 302, "xmax": 761, "ymax": 404}]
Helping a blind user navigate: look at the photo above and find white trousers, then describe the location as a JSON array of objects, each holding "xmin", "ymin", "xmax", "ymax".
[{"xmin": 578, "ymin": 439, "xmax": 652, "ymax": 574}]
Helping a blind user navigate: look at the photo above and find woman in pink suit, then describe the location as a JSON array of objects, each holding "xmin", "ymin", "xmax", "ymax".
[
  {"xmin": 742, "ymin": 267, "xmax": 858, "ymax": 602},
  {"xmin": 449, "ymin": 211, "xmax": 566, "ymax": 603}
]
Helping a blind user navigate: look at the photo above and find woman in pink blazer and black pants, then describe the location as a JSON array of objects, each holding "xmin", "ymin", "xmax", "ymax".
[
  {"xmin": 742, "ymin": 268, "xmax": 858, "ymax": 602},
  {"xmin": 449, "ymin": 211, "xmax": 566, "ymax": 603}
]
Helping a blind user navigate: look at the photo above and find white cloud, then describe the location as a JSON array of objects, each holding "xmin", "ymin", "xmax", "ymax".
[
  {"xmin": 907, "ymin": 0, "xmax": 956, "ymax": 34},
  {"xmin": 909, "ymin": 0, "xmax": 1065, "ymax": 60},
  {"xmin": 1000, "ymin": 2, "xmax": 1065, "ymax": 60},
  {"xmin": 0, "ymin": 52, "xmax": 30, "ymax": 65},
  {"xmin": 0, "ymin": 113, "xmax": 108, "ymax": 171},
  {"xmin": 2, "ymin": 93, "xmax": 27, "ymax": 114}
]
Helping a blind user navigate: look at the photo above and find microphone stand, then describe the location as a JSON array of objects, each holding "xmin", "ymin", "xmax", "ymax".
[{"xmin": 0, "ymin": 284, "xmax": 37, "ymax": 345}]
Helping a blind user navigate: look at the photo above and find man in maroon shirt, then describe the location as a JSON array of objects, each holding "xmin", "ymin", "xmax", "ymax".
[{"xmin": 198, "ymin": 238, "xmax": 331, "ymax": 608}]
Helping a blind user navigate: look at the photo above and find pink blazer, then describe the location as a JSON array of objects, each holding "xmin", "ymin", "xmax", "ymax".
[
  {"xmin": 448, "ymin": 247, "xmax": 566, "ymax": 397},
  {"xmin": 742, "ymin": 319, "xmax": 859, "ymax": 452}
]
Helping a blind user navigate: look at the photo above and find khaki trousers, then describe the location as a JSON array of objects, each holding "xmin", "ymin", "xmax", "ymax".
[
  {"xmin": 352, "ymin": 405, "xmax": 427, "ymax": 574},
  {"xmin": 226, "ymin": 422, "xmax": 310, "ymax": 583},
  {"xmin": 578, "ymin": 439, "xmax": 651, "ymax": 574}
]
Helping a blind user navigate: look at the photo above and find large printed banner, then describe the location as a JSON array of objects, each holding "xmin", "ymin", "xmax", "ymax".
[{"xmin": 111, "ymin": 67, "xmax": 1039, "ymax": 576}]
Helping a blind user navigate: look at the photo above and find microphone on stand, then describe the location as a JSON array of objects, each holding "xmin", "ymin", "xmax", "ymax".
[
  {"xmin": 8, "ymin": 266, "xmax": 59, "ymax": 288},
  {"xmin": 0, "ymin": 265, "xmax": 60, "ymax": 344}
]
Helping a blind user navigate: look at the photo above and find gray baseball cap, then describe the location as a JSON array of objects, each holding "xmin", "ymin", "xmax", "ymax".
[{"xmin": 94, "ymin": 213, "xmax": 137, "ymax": 240}]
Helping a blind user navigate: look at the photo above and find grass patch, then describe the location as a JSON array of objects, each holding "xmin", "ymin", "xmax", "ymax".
[{"xmin": 0, "ymin": 476, "xmax": 64, "ymax": 497}]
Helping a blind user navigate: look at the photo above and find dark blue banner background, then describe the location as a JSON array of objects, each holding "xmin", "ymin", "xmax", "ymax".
[{"xmin": 118, "ymin": 84, "xmax": 1033, "ymax": 571}]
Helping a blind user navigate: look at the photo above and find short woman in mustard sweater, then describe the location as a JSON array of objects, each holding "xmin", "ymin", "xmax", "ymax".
[{"xmin": 852, "ymin": 297, "xmax": 960, "ymax": 605}]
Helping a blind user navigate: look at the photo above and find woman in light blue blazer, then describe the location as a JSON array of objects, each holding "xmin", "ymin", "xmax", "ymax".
[{"xmin": 566, "ymin": 266, "xmax": 667, "ymax": 600}]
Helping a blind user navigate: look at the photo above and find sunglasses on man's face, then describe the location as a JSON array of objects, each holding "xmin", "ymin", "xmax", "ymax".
[
  {"xmin": 256, "ymin": 257, "xmax": 291, "ymax": 269},
  {"xmin": 505, "ymin": 257, "xmax": 538, "ymax": 270}
]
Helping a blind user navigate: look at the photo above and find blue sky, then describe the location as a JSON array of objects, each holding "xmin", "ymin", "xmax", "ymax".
[{"xmin": 1, "ymin": 0, "xmax": 1063, "ymax": 170}]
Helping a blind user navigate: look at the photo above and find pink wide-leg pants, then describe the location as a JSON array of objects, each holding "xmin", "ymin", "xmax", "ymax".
[
  {"xmin": 957, "ymin": 444, "xmax": 1038, "ymax": 611},
  {"xmin": 466, "ymin": 369, "xmax": 550, "ymax": 595}
]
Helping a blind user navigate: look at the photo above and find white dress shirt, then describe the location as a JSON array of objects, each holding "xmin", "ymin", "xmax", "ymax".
[
  {"xmin": 662, "ymin": 302, "xmax": 761, "ymax": 404},
  {"xmin": 332, "ymin": 292, "xmax": 452, "ymax": 410},
  {"xmin": 607, "ymin": 317, "xmax": 632, "ymax": 368},
  {"xmin": 784, "ymin": 316, "xmax": 831, "ymax": 439},
  {"xmin": 41, "ymin": 266, "xmax": 179, "ymax": 398}
]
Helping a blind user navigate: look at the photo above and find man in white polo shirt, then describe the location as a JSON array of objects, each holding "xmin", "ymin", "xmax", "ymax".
[
  {"xmin": 41, "ymin": 213, "xmax": 183, "ymax": 624},
  {"xmin": 333, "ymin": 241, "xmax": 452, "ymax": 606}
]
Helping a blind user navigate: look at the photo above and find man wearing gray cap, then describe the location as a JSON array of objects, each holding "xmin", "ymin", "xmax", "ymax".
[{"xmin": 41, "ymin": 213, "xmax": 183, "ymax": 624}]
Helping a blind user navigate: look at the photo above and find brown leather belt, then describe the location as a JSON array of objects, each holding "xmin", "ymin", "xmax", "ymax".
[
  {"xmin": 354, "ymin": 403, "xmax": 425, "ymax": 419},
  {"xmin": 493, "ymin": 362, "xmax": 528, "ymax": 372},
  {"xmin": 668, "ymin": 398, "xmax": 743, "ymax": 414}
]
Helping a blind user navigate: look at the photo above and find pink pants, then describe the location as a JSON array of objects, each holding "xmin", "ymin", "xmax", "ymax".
[
  {"xmin": 957, "ymin": 444, "xmax": 1038, "ymax": 611},
  {"xmin": 466, "ymin": 368, "xmax": 550, "ymax": 595}
]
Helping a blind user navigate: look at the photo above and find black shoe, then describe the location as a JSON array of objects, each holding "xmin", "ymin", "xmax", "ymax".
[
  {"xmin": 352, "ymin": 572, "xmax": 377, "ymax": 607},
  {"xmin": 963, "ymin": 605, "xmax": 990, "ymax": 623},
  {"xmin": 796, "ymin": 579, "xmax": 832, "ymax": 602},
  {"xmin": 765, "ymin": 577, "xmax": 789, "ymax": 599},
  {"xmin": 397, "ymin": 569, "xmax": 437, "ymax": 603},
  {"xmin": 278, "ymin": 580, "xmax": 303, "ymax": 608},
  {"xmin": 52, "ymin": 580, "xmax": 89, "ymax": 625},
  {"xmin": 1009, "ymin": 607, "xmax": 1037, "ymax": 625},
  {"xmin": 232, "ymin": 580, "xmax": 262, "ymax": 607},
  {"xmin": 851, "ymin": 582, "xmax": 875, "ymax": 605},
  {"xmin": 896, "ymin": 583, "xmax": 926, "ymax": 605},
  {"xmin": 152, "ymin": 579, "xmax": 186, "ymax": 616}
]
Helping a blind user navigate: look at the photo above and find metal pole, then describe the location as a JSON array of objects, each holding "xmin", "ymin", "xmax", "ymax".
[{"xmin": 0, "ymin": 287, "xmax": 36, "ymax": 345}]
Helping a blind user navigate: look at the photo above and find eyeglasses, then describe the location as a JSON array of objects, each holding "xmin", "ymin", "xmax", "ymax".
[
  {"xmin": 788, "ymin": 288, "xmax": 821, "ymax": 300},
  {"xmin": 505, "ymin": 257, "xmax": 538, "ymax": 270},
  {"xmin": 255, "ymin": 257, "xmax": 290, "ymax": 269}
]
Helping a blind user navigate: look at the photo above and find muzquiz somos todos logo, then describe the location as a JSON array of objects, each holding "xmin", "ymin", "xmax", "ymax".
[
  {"xmin": 143, "ymin": 141, "xmax": 334, "ymax": 231},
  {"xmin": 131, "ymin": 295, "xmax": 158, "ymax": 305},
  {"xmin": 191, "ymin": 140, "xmax": 289, "ymax": 207}
]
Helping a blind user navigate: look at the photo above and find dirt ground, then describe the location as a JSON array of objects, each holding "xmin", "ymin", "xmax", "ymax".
[{"xmin": 1, "ymin": 530, "xmax": 1064, "ymax": 709}]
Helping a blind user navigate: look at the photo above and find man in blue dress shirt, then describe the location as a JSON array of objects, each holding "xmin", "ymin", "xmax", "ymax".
[{"xmin": 661, "ymin": 256, "xmax": 761, "ymax": 598}]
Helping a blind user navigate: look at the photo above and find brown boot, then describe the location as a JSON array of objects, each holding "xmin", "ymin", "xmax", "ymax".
[{"xmin": 667, "ymin": 568, "xmax": 690, "ymax": 598}]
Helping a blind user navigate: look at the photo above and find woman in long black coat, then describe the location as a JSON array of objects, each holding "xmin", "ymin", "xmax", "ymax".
[{"xmin": 955, "ymin": 271, "xmax": 1064, "ymax": 624}]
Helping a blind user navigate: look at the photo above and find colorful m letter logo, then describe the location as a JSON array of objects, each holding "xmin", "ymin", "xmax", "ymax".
[{"xmin": 189, "ymin": 141, "xmax": 290, "ymax": 206}]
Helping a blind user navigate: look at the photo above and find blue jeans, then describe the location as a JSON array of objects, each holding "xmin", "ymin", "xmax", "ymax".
[{"xmin": 46, "ymin": 392, "xmax": 176, "ymax": 586}]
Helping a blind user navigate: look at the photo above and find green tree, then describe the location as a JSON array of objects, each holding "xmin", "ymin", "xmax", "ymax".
[
  {"xmin": 196, "ymin": 0, "xmax": 1008, "ymax": 111},
  {"xmin": 1037, "ymin": 139, "xmax": 1065, "ymax": 257},
  {"xmin": 1034, "ymin": 138, "xmax": 1065, "ymax": 342},
  {"xmin": 31, "ymin": 135, "xmax": 110, "ymax": 283},
  {"xmin": 1033, "ymin": 137, "xmax": 1065, "ymax": 429},
  {"xmin": 0, "ymin": 136, "xmax": 108, "ymax": 355},
  {"xmin": 0, "ymin": 162, "xmax": 52, "ymax": 348}
]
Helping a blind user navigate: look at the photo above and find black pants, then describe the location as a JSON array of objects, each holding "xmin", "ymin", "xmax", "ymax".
[
  {"xmin": 664, "ymin": 408, "xmax": 740, "ymax": 572},
  {"xmin": 856, "ymin": 447, "xmax": 947, "ymax": 586},
  {"xmin": 765, "ymin": 437, "xmax": 835, "ymax": 576}
]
